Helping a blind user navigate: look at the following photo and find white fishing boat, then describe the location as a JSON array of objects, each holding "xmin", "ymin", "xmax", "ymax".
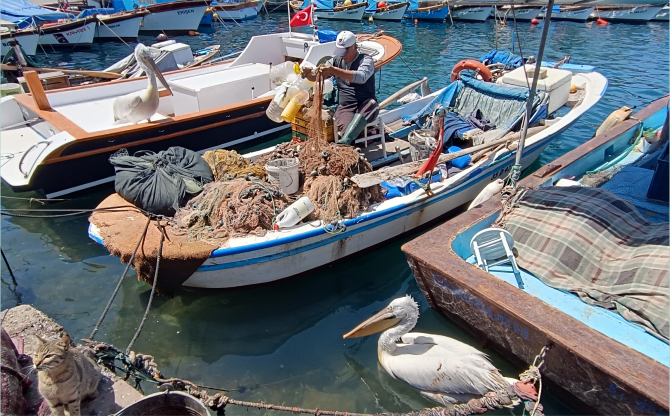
[
  {"xmin": 1, "ymin": 22, "xmax": 39, "ymax": 56},
  {"xmin": 591, "ymin": 4, "xmax": 664, "ymax": 22},
  {"xmin": 93, "ymin": 10, "xmax": 148, "ymax": 40},
  {"xmin": 208, "ymin": 0, "xmax": 267, "ymax": 21},
  {"xmin": 89, "ymin": 64, "xmax": 607, "ymax": 289},
  {"xmin": 363, "ymin": 1, "xmax": 409, "ymax": 20},
  {"xmin": 37, "ymin": 18, "xmax": 97, "ymax": 48},
  {"xmin": 312, "ymin": 0, "xmax": 369, "ymax": 20},
  {"xmin": 404, "ymin": 0, "xmax": 450, "ymax": 21},
  {"xmin": 494, "ymin": 5, "xmax": 542, "ymax": 21},
  {"xmin": 107, "ymin": 0, "xmax": 207, "ymax": 34},
  {"xmin": 543, "ymin": 5, "xmax": 594, "ymax": 21},
  {"xmin": 449, "ymin": 4, "xmax": 492, "ymax": 21},
  {"xmin": 0, "ymin": 32, "xmax": 401, "ymax": 198}
]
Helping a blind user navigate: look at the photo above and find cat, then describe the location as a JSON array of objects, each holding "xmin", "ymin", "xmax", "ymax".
[{"xmin": 33, "ymin": 333, "xmax": 101, "ymax": 416}]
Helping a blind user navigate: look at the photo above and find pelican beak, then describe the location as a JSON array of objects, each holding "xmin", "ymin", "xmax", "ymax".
[
  {"xmin": 343, "ymin": 307, "xmax": 401, "ymax": 339},
  {"xmin": 148, "ymin": 58, "xmax": 173, "ymax": 96}
]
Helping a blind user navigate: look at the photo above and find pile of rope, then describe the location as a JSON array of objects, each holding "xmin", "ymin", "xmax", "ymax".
[
  {"xmin": 202, "ymin": 149, "xmax": 266, "ymax": 181},
  {"xmin": 172, "ymin": 180, "xmax": 290, "ymax": 244},
  {"xmin": 80, "ymin": 338, "xmax": 548, "ymax": 416}
]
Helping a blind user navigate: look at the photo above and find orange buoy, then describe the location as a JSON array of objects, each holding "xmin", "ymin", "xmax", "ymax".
[
  {"xmin": 378, "ymin": 1, "xmax": 386, "ymax": 7},
  {"xmin": 530, "ymin": 18, "xmax": 540, "ymax": 24},
  {"xmin": 188, "ymin": 30, "xmax": 199, "ymax": 36},
  {"xmin": 414, "ymin": 18, "xmax": 418, "ymax": 23},
  {"xmin": 597, "ymin": 17, "xmax": 608, "ymax": 25},
  {"xmin": 450, "ymin": 59, "xmax": 492, "ymax": 82}
]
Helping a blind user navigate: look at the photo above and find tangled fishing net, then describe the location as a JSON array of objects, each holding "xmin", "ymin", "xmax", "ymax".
[
  {"xmin": 202, "ymin": 149, "xmax": 266, "ymax": 181},
  {"xmin": 173, "ymin": 180, "xmax": 290, "ymax": 244}
]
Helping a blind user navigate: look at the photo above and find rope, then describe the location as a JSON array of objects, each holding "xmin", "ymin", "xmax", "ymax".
[
  {"xmin": 125, "ymin": 221, "xmax": 165, "ymax": 355},
  {"xmin": 1, "ymin": 117, "xmax": 41, "ymax": 131},
  {"xmin": 97, "ymin": 17, "xmax": 132, "ymax": 49},
  {"xmin": 399, "ymin": 55, "xmax": 421, "ymax": 81},
  {"xmin": 1, "ymin": 248, "xmax": 18, "ymax": 287},
  {"xmin": 146, "ymin": 10, "xmax": 168, "ymax": 37},
  {"xmin": 89, "ymin": 217, "xmax": 152, "ymax": 340}
]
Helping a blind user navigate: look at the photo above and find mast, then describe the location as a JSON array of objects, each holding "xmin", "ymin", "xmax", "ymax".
[
  {"xmin": 288, "ymin": 0, "xmax": 292, "ymax": 37},
  {"xmin": 511, "ymin": 0, "xmax": 555, "ymax": 184}
]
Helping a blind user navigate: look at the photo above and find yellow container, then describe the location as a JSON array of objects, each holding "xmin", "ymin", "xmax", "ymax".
[{"xmin": 281, "ymin": 99, "xmax": 303, "ymax": 123}]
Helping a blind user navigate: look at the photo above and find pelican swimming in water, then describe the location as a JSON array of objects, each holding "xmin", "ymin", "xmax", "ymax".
[
  {"xmin": 343, "ymin": 296, "xmax": 516, "ymax": 407},
  {"xmin": 112, "ymin": 43, "xmax": 173, "ymax": 124}
]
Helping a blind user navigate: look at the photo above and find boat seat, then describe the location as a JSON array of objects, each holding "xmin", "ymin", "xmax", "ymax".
[
  {"xmin": 353, "ymin": 117, "xmax": 386, "ymax": 159},
  {"xmin": 470, "ymin": 227, "xmax": 524, "ymax": 289}
]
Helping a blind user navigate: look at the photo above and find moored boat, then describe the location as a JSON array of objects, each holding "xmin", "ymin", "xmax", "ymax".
[
  {"xmin": 203, "ymin": 0, "xmax": 266, "ymax": 23},
  {"xmin": 404, "ymin": 0, "xmax": 450, "ymax": 21},
  {"xmin": 88, "ymin": 63, "xmax": 607, "ymax": 289},
  {"xmin": 542, "ymin": 5, "xmax": 595, "ymax": 21},
  {"xmin": 363, "ymin": 0, "xmax": 409, "ymax": 21},
  {"xmin": 90, "ymin": 9, "xmax": 148, "ymax": 40},
  {"xmin": 449, "ymin": 4, "xmax": 492, "ymax": 21},
  {"xmin": 110, "ymin": 0, "xmax": 207, "ymax": 34},
  {"xmin": 591, "ymin": 4, "xmax": 664, "ymax": 22},
  {"xmin": 309, "ymin": 0, "xmax": 369, "ymax": 20},
  {"xmin": 37, "ymin": 18, "xmax": 97, "ymax": 49},
  {"xmin": 494, "ymin": 4, "xmax": 543, "ymax": 21},
  {"xmin": 652, "ymin": 3, "xmax": 669, "ymax": 20},
  {"xmin": 0, "ymin": 32, "xmax": 401, "ymax": 198},
  {"xmin": 402, "ymin": 96, "xmax": 669, "ymax": 415},
  {"xmin": 1, "ymin": 23, "xmax": 39, "ymax": 56}
]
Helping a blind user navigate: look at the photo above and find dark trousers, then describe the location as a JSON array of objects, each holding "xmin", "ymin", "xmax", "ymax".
[{"xmin": 334, "ymin": 98, "xmax": 380, "ymax": 135}]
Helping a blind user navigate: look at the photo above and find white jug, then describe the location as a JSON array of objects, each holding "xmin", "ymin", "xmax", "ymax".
[{"xmin": 275, "ymin": 196, "xmax": 315, "ymax": 228}]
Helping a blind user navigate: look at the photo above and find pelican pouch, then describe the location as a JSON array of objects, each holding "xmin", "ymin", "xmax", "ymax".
[{"xmin": 110, "ymin": 147, "xmax": 213, "ymax": 217}]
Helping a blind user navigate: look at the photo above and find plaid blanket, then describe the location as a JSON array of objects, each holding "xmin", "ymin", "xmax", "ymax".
[{"xmin": 497, "ymin": 186, "xmax": 669, "ymax": 341}]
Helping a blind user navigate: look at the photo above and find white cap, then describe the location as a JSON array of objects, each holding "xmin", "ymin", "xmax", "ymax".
[{"xmin": 333, "ymin": 31, "xmax": 356, "ymax": 56}]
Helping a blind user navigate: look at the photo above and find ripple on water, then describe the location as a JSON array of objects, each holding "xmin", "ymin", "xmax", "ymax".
[{"xmin": 3, "ymin": 17, "xmax": 668, "ymax": 415}]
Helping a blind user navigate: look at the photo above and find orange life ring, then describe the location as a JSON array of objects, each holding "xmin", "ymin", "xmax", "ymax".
[{"xmin": 450, "ymin": 59, "xmax": 492, "ymax": 83}]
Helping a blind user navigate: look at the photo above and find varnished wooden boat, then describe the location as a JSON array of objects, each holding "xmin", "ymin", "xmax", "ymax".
[
  {"xmin": 363, "ymin": 1, "xmax": 409, "ymax": 21},
  {"xmin": 0, "ymin": 33, "xmax": 402, "ymax": 198},
  {"xmin": 402, "ymin": 96, "xmax": 670, "ymax": 415},
  {"xmin": 405, "ymin": 1, "xmax": 450, "ymax": 21}
]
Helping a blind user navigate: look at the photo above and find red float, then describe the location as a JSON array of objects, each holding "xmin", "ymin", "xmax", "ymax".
[
  {"xmin": 378, "ymin": 1, "xmax": 387, "ymax": 8},
  {"xmin": 450, "ymin": 59, "xmax": 492, "ymax": 82},
  {"xmin": 531, "ymin": 18, "xmax": 540, "ymax": 24}
]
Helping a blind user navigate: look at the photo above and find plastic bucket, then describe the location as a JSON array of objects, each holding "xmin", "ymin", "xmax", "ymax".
[
  {"xmin": 265, "ymin": 157, "xmax": 300, "ymax": 194},
  {"xmin": 1, "ymin": 83, "xmax": 22, "ymax": 96},
  {"xmin": 114, "ymin": 391, "xmax": 209, "ymax": 416}
]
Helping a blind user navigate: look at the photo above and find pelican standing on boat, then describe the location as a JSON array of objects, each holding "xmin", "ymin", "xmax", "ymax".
[
  {"xmin": 113, "ymin": 43, "xmax": 173, "ymax": 124},
  {"xmin": 343, "ymin": 296, "xmax": 516, "ymax": 407}
]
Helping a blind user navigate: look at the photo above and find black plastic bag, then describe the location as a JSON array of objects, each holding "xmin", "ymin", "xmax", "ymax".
[{"xmin": 110, "ymin": 147, "xmax": 214, "ymax": 217}]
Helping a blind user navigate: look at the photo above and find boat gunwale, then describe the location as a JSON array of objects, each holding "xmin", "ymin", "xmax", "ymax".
[
  {"xmin": 401, "ymin": 95, "xmax": 670, "ymax": 412},
  {"xmin": 95, "ymin": 10, "xmax": 150, "ymax": 23}
]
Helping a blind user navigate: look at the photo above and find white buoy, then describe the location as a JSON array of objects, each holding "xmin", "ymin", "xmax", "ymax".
[{"xmin": 275, "ymin": 196, "xmax": 315, "ymax": 228}]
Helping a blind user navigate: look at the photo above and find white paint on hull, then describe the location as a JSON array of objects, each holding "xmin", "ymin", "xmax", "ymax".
[
  {"xmin": 450, "ymin": 6, "xmax": 492, "ymax": 21},
  {"xmin": 549, "ymin": 6, "xmax": 594, "ymax": 21},
  {"xmin": 95, "ymin": 15, "xmax": 143, "ymax": 39},
  {"xmin": 593, "ymin": 5, "xmax": 663, "ymax": 21},
  {"xmin": 364, "ymin": 5, "xmax": 408, "ymax": 20},
  {"xmin": 314, "ymin": 6, "xmax": 366, "ymax": 20},
  {"xmin": 140, "ymin": 5, "xmax": 207, "ymax": 32},
  {"xmin": 1, "ymin": 32, "xmax": 39, "ymax": 56},
  {"xmin": 38, "ymin": 21, "xmax": 96, "ymax": 46},
  {"xmin": 494, "ymin": 7, "xmax": 541, "ymax": 20}
]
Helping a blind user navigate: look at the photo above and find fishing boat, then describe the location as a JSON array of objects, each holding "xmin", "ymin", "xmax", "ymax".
[
  {"xmin": 403, "ymin": 96, "xmax": 669, "ymax": 415},
  {"xmin": 84, "ymin": 9, "xmax": 148, "ymax": 40},
  {"xmin": 404, "ymin": 0, "xmax": 450, "ymax": 21},
  {"xmin": 88, "ymin": 60, "xmax": 607, "ymax": 289},
  {"xmin": 201, "ymin": 0, "xmax": 266, "ymax": 23},
  {"xmin": 363, "ymin": 0, "xmax": 410, "ymax": 21},
  {"xmin": 449, "ymin": 3, "xmax": 492, "ymax": 21},
  {"xmin": 542, "ymin": 5, "xmax": 595, "ymax": 21},
  {"xmin": 1, "ymin": 22, "xmax": 39, "ymax": 56},
  {"xmin": 591, "ymin": 4, "xmax": 664, "ymax": 22},
  {"xmin": 37, "ymin": 18, "xmax": 97, "ymax": 49},
  {"xmin": 107, "ymin": 0, "xmax": 207, "ymax": 34},
  {"xmin": 292, "ymin": 0, "xmax": 368, "ymax": 21},
  {"xmin": 0, "ymin": 32, "xmax": 401, "ymax": 198},
  {"xmin": 652, "ymin": 4, "xmax": 669, "ymax": 20},
  {"xmin": 494, "ymin": 4, "xmax": 543, "ymax": 21}
]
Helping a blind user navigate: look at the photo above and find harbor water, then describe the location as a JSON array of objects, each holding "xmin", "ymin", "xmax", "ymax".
[{"xmin": 2, "ymin": 15, "xmax": 668, "ymax": 415}]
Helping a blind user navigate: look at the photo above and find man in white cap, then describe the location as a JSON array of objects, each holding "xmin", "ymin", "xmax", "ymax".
[{"xmin": 301, "ymin": 30, "xmax": 378, "ymax": 145}]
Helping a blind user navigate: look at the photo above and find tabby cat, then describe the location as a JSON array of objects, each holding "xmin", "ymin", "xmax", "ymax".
[{"xmin": 33, "ymin": 334, "xmax": 101, "ymax": 416}]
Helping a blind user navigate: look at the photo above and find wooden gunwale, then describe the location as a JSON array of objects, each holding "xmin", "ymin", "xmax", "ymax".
[
  {"xmin": 12, "ymin": 34, "xmax": 401, "ymax": 161},
  {"xmin": 141, "ymin": 1, "xmax": 206, "ymax": 13},
  {"xmin": 374, "ymin": 2, "xmax": 409, "ymax": 12},
  {"xmin": 416, "ymin": 2, "xmax": 448, "ymax": 12},
  {"xmin": 0, "ymin": 27, "xmax": 39, "ymax": 39},
  {"xmin": 212, "ymin": 1, "xmax": 260, "ymax": 11},
  {"xmin": 401, "ymin": 96, "xmax": 670, "ymax": 414},
  {"xmin": 333, "ymin": 2, "xmax": 368, "ymax": 11},
  {"xmin": 37, "ymin": 17, "xmax": 96, "ymax": 34}
]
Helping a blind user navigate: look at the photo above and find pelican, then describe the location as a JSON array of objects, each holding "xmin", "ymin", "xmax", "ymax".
[
  {"xmin": 468, "ymin": 179, "xmax": 504, "ymax": 210},
  {"xmin": 112, "ymin": 43, "xmax": 173, "ymax": 124},
  {"xmin": 343, "ymin": 296, "xmax": 516, "ymax": 407}
]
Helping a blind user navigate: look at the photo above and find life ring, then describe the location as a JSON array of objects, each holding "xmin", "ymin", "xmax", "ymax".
[{"xmin": 450, "ymin": 59, "xmax": 492, "ymax": 82}]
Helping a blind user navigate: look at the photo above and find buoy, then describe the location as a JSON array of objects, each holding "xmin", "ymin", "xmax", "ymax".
[
  {"xmin": 597, "ymin": 17, "xmax": 608, "ymax": 25},
  {"xmin": 414, "ymin": 18, "xmax": 418, "ymax": 24},
  {"xmin": 344, "ymin": 0, "xmax": 352, "ymax": 5},
  {"xmin": 369, "ymin": 15, "xmax": 373, "ymax": 22},
  {"xmin": 212, "ymin": 12, "xmax": 218, "ymax": 18},
  {"xmin": 450, "ymin": 59, "xmax": 493, "ymax": 82},
  {"xmin": 378, "ymin": 1, "xmax": 386, "ymax": 7},
  {"xmin": 570, "ymin": 84, "xmax": 578, "ymax": 94},
  {"xmin": 188, "ymin": 30, "xmax": 199, "ymax": 36},
  {"xmin": 156, "ymin": 33, "xmax": 168, "ymax": 42},
  {"xmin": 530, "ymin": 18, "xmax": 540, "ymax": 24}
]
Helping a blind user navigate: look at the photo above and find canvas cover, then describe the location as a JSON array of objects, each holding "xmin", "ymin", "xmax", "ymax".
[
  {"xmin": 498, "ymin": 186, "xmax": 669, "ymax": 341},
  {"xmin": 1, "ymin": 0, "xmax": 72, "ymax": 27}
]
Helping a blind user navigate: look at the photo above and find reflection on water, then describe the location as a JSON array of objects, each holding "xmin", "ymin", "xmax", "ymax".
[{"xmin": 2, "ymin": 15, "xmax": 668, "ymax": 415}]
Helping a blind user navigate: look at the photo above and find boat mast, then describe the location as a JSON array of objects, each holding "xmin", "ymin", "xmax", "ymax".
[
  {"xmin": 288, "ymin": 0, "xmax": 292, "ymax": 37},
  {"xmin": 511, "ymin": 0, "xmax": 555, "ymax": 185}
]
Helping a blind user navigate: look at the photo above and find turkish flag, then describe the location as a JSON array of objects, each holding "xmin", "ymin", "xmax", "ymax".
[{"xmin": 290, "ymin": 5, "xmax": 313, "ymax": 27}]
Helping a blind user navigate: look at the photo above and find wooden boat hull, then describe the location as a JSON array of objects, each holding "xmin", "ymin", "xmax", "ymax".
[
  {"xmin": 402, "ymin": 96, "xmax": 670, "ymax": 415},
  {"xmin": 313, "ymin": 3, "xmax": 367, "ymax": 20},
  {"xmin": 139, "ymin": 2, "xmax": 207, "ymax": 34},
  {"xmin": 592, "ymin": 5, "xmax": 664, "ymax": 22},
  {"xmin": 95, "ymin": 12, "xmax": 146, "ymax": 40},
  {"xmin": 1, "ymin": 30, "xmax": 39, "ymax": 56},
  {"xmin": 450, "ymin": 5, "xmax": 492, "ymax": 21},
  {"xmin": 38, "ymin": 20, "xmax": 97, "ymax": 48},
  {"xmin": 364, "ymin": 2, "xmax": 409, "ymax": 21}
]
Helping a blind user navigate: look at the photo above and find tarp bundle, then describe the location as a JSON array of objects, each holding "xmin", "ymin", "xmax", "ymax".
[
  {"xmin": 76, "ymin": 8, "xmax": 116, "ymax": 18},
  {"xmin": 1, "ymin": 0, "xmax": 73, "ymax": 28},
  {"xmin": 498, "ymin": 186, "xmax": 669, "ymax": 341},
  {"xmin": 480, "ymin": 50, "xmax": 525, "ymax": 70},
  {"xmin": 110, "ymin": 147, "xmax": 213, "ymax": 217}
]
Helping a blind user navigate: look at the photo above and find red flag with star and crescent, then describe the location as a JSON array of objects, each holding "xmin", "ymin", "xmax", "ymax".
[{"xmin": 290, "ymin": 5, "xmax": 313, "ymax": 27}]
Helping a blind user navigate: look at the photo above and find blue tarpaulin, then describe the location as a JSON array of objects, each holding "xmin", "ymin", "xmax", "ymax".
[
  {"xmin": 1, "ymin": 0, "xmax": 73, "ymax": 28},
  {"xmin": 402, "ymin": 81, "xmax": 461, "ymax": 127},
  {"xmin": 76, "ymin": 7, "xmax": 115, "ymax": 18},
  {"xmin": 366, "ymin": 0, "xmax": 378, "ymax": 12},
  {"xmin": 479, "ymin": 50, "xmax": 524, "ymax": 70},
  {"xmin": 407, "ymin": 0, "xmax": 419, "ymax": 11},
  {"xmin": 314, "ymin": 0, "xmax": 333, "ymax": 9}
]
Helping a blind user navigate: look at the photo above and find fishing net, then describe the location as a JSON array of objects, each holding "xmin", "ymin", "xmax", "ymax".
[
  {"xmin": 581, "ymin": 165, "xmax": 625, "ymax": 188},
  {"xmin": 172, "ymin": 180, "xmax": 290, "ymax": 244},
  {"xmin": 202, "ymin": 149, "xmax": 266, "ymax": 181}
]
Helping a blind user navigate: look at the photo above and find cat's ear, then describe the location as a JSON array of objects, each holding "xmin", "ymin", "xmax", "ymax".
[
  {"xmin": 57, "ymin": 333, "xmax": 72, "ymax": 351},
  {"xmin": 35, "ymin": 335, "xmax": 48, "ymax": 345}
]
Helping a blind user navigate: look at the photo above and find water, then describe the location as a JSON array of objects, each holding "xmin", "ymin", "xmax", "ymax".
[{"xmin": 2, "ymin": 15, "xmax": 668, "ymax": 415}]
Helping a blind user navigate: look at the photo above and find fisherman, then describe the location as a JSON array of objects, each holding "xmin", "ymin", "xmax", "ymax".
[{"xmin": 301, "ymin": 31, "xmax": 378, "ymax": 145}]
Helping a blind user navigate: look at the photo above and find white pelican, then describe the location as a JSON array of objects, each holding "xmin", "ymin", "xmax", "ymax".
[
  {"xmin": 343, "ymin": 296, "xmax": 516, "ymax": 407},
  {"xmin": 468, "ymin": 179, "xmax": 504, "ymax": 210},
  {"xmin": 113, "ymin": 43, "xmax": 173, "ymax": 124}
]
